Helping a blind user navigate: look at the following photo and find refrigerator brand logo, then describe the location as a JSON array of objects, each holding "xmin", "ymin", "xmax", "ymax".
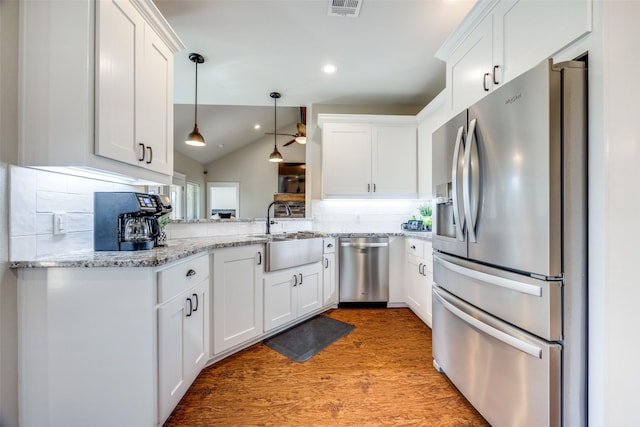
[{"xmin": 505, "ymin": 93, "xmax": 522, "ymax": 105}]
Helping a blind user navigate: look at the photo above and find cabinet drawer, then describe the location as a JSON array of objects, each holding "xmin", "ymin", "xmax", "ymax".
[
  {"xmin": 158, "ymin": 253, "xmax": 209, "ymax": 303},
  {"xmin": 323, "ymin": 237, "xmax": 336, "ymax": 254},
  {"xmin": 405, "ymin": 238, "xmax": 424, "ymax": 258}
]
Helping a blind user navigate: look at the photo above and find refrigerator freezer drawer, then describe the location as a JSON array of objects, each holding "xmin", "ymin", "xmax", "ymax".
[
  {"xmin": 433, "ymin": 253, "xmax": 562, "ymax": 341},
  {"xmin": 432, "ymin": 287, "xmax": 561, "ymax": 427}
]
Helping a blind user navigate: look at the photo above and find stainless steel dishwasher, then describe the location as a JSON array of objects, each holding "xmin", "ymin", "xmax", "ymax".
[{"xmin": 339, "ymin": 237, "xmax": 389, "ymax": 305}]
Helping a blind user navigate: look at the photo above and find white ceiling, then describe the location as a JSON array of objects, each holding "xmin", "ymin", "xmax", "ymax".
[{"xmin": 154, "ymin": 0, "xmax": 476, "ymax": 164}]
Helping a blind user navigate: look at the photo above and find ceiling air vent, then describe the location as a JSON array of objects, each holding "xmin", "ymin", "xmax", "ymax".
[{"xmin": 328, "ymin": 0, "xmax": 362, "ymax": 17}]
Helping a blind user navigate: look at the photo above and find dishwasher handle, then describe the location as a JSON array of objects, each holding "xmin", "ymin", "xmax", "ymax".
[{"xmin": 340, "ymin": 242, "xmax": 388, "ymax": 248}]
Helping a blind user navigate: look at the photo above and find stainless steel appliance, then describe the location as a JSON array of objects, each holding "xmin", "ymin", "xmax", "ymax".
[
  {"xmin": 339, "ymin": 237, "xmax": 389, "ymax": 305},
  {"xmin": 431, "ymin": 59, "xmax": 586, "ymax": 427},
  {"xmin": 150, "ymin": 193, "xmax": 172, "ymax": 247},
  {"xmin": 94, "ymin": 192, "xmax": 161, "ymax": 251}
]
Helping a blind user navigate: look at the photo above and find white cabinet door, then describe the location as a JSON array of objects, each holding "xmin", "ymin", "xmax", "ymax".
[
  {"xmin": 184, "ymin": 279, "xmax": 208, "ymax": 381},
  {"xmin": 264, "ymin": 262, "xmax": 323, "ymax": 332},
  {"xmin": 264, "ymin": 269, "xmax": 297, "ymax": 331},
  {"xmin": 448, "ymin": 16, "xmax": 495, "ymax": 113},
  {"xmin": 139, "ymin": 24, "xmax": 174, "ymax": 175},
  {"xmin": 322, "ymin": 253, "xmax": 337, "ymax": 306},
  {"xmin": 296, "ymin": 263, "xmax": 323, "ymax": 318},
  {"xmin": 95, "ymin": 0, "xmax": 143, "ymax": 168},
  {"xmin": 371, "ymin": 126, "xmax": 417, "ymax": 197},
  {"xmin": 405, "ymin": 253, "xmax": 425, "ymax": 314},
  {"xmin": 212, "ymin": 246, "xmax": 264, "ymax": 354},
  {"xmin": 158, "ymin": 288, "xmax": 189, "ymax": 423},
  {"xmin": 405, "ymin": 239, "xmax": 433, "ymax": 327},
  {"xmin": 322, "ymin": 123, "xmax": 372, "ymax": 197}
]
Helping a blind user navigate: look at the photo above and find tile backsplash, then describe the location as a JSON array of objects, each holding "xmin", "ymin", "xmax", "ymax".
[{"xmin": 9, "ymin": 166, "xmax": 134, "ymax": 261}]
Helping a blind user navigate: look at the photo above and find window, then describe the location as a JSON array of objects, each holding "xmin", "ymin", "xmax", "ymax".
[
  {"xmin": 186, "ymin": 181, "xmax": 201, "ymax": 220},
  {"xmin": 208, "ymin": 182, "xmax": 239, "ymax": 219}
]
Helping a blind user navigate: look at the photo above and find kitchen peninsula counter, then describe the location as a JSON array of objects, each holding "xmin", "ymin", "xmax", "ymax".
[{"xmin": 10, "ymin": 231, "xmax": 431, "ymax": 269}]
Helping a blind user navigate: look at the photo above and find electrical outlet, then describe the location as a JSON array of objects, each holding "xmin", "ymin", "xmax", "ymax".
[{"xmin": 53, "ymin": 213, "xmax": 66, "ymax": 235}]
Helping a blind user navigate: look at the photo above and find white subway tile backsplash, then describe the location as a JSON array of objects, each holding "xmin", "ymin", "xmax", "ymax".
[
  {"xmin": 36, "ymin": 169, "xmax": 69, "ymax": 192},
  {"xmin": 36, "ymin": 213, "xmax": 54, "ymax": 234},
  {"xmin": 67, "ymin": 213, "xmax": 93, "ymax": 232},
  {"xmin": 9, "ymin": 236, "xmax": 37, "ymax": 261},
  {"xmin": 36, "ymin": 232, "xmax": 93, "ymax": 257},
  {"xmin": 37, "ymin": 191, "xmax": 92, "ymax": 213}
]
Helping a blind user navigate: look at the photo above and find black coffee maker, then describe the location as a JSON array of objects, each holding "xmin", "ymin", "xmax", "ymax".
[
  {"xmin": 149, "ymin": 194, "xmax": 173, "ymax": 247},
  {"xmin": 94, "ymin": 192, "xmax": 159, "ymax": 251}
]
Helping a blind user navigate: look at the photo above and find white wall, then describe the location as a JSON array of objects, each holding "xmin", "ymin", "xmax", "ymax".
[
  {"xmin": 0, "ymin": 0, "xmax": 19, "ymax": 424},
  {"xmin": 205, "ymin": 127, "xmax": 305, "ymax": 219}
]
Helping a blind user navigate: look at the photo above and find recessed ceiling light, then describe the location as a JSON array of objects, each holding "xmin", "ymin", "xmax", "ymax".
[
  {"xmin": 254, "ymin": 124, "xmax": 261, "ymax": 130},
  {"xmin": 323, "ymin": 64, "xmax": 337, "ymax": 74},
  {"xmin": 218, "ymin": 144, "xmax": 225, "ymax": 148}
]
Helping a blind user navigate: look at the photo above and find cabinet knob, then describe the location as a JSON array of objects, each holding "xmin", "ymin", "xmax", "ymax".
[{"xmin": 186, "ymin": 269, "xmax": 196, "ymax": 277}]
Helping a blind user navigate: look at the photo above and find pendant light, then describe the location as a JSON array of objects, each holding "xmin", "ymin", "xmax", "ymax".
[
  {"xmin": 185, "ymin": 53, "xmax": 206, "ymax": 147},
  {"xmin": 268, "ymin": 92, "xmax": 283, "ymax": 163}
]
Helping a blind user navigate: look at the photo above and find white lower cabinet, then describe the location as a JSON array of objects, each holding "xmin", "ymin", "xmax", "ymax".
[
  {"xmin": 211, "ymin": 245, "xmax": 264, "ymax": 354},
  {"xmin": 264, "ymin": 262, "xmax": 323, "ymax": 332},
  {"xmin": 405, "ymin": 238, "xmax": 433, "ymax": 326},
  {"xmin": 157, "ymin": 254, "xmax": 210, "ymax": 424},
  {"xmin": 17, "ymin": 252, "xmax": 210, "ymax": 427}
]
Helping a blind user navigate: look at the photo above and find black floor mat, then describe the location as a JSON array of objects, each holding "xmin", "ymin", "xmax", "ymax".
[{"xmin": 264, "ymin": 315, "xmax": 355, "ymax": 362}]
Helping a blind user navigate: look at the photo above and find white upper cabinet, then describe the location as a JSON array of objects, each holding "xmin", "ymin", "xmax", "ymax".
[
  {"xmin": 320, "ymin": 115, "xmax": 417, "ymax": 199},
  {"xmin": 19, "ymin": 0, "xmax": 183, "ymax": 183},
  {"xmin": 96, "ymin": 0, "xmax": 174, "ymax": 175},
  {"xmin": 437, "ymin": 0, "xmax": 592, "ymax": 114}
]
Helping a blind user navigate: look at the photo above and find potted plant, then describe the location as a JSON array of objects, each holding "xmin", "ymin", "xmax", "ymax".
[{"xmin": 418, "ymin": 203, "xmax": 432, "ymax": 231}]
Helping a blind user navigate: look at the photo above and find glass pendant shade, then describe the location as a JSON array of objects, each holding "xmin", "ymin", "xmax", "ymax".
[{"xmin": 294, "ymin": 135, "xmax": 307, "ymax": 144}]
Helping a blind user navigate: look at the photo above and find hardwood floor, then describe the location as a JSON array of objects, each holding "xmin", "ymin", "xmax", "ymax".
[{"xmin": 164, "ymin": 308, "xmax": 489, "ymax": 427}]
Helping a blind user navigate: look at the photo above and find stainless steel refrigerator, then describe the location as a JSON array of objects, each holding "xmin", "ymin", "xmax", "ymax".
[{"xmin": 431, "ymin": 59, "xmax": 586, "ymax": 427}]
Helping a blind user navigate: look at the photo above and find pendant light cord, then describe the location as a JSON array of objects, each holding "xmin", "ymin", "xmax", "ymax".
[
  {"xmin": 194, "ymin": 60, "xmax": 199, "ymax": 127},
  {"xmin": 273, "ymin": 94, "xmax": 277, "ymax": 148}
]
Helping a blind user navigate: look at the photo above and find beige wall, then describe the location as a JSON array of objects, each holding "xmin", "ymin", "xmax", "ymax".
[
  {"xmin": 206, "ymin": 126, "xmax": 305, "ymax": 219},
  {"xmin": 0, "ymin": 0, "xmax": 20, "ymax": 425}
]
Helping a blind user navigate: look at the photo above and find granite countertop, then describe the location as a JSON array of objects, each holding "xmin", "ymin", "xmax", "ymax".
[{"xmin": 10, "ymin": 231, "xmax": 431, "ymax": 269}]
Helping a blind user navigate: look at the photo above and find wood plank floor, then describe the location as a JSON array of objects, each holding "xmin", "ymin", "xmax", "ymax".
[{"xmin": 164, "ymin": 308, "xmax": 489, "ymax": 427}]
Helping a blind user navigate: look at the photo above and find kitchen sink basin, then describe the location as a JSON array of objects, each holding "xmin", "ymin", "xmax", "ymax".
[
  {"xmin": 264, "ymin": 235, "xmax": 323, "ymax": 272},
  {"xmin": 255, "ymin": 231, "xmax": 319, "ymax": 241}
]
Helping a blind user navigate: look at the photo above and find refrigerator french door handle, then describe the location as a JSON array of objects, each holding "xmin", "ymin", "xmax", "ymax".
[
  {"xmin": 433, "ymin": 288, "xmax": 542, "ymax": 359},
  {"xmin": 451, "ymin": 125, "xmax": 466, "ymax": 241},
  {"xmin": 463, "ymin": 118, "xmax": 479, "ymax": 243},
  {"xmin": 434, "ymin": 255, "xmax": 542, "ymax": 297}
]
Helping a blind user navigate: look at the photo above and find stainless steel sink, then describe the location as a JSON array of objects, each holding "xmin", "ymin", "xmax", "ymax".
[{"xmin": 264, "ymin": 235, "xmax": 323, "ymax": 272}]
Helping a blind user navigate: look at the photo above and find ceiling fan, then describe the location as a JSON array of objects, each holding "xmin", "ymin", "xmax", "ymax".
[{"xmin": 266, "ymin": 106, "xmax": 307, "ymax": 146}]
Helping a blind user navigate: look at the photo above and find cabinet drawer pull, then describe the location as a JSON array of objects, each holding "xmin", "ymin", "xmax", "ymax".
[
  {"xmin": 186, "ymin": 269, "xmax": 196, "ymax": 277},
  {"xmin": 192, "ymin": 293, "xmax": 199, "ymax": 312},
  {"xmin": 483, "ymin": 73, "xmax": 491, "ymax": 91},
  {"xmin": 257, "ymin": 252, "xmax": 262, "ymax": 265},
  {"xmin": 146, "ymin": 146, "xmax": 153, "ymax": 164},
  {"xmin": 327, "ymin": 243, "xmax": 333, "ymax": 248},
  {"xmin": 325, "ymin": 258, "xmax": 329, "ymax": 268},
  {"xmin": 186, "ymin": 297, "xmax": 193, "ymax": 317},
  {"xmin": 418, "ymin": 263, "xmax": 424, "ymax": 275},
  {"xmin": 138, "ymin": 143, "xmax": 145, "ymax": 161}
]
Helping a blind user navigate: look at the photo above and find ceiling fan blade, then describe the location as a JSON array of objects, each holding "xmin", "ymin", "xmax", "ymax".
[
  {"xmin": 283, "ymin": 138, "xmax": 296, "ymax": 146},
  {"xmin": 265, "ymin": 132, "xmax": 295, "ymax": 136}
]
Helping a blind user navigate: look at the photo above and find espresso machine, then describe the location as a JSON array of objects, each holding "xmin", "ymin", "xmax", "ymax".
[
  {"xmin": 149, "ymin": 193, "xmax": 172, "ymax": 247},
  {"xmin": 94, "ymin": 192, "xmax": 160, "ymax": 251}
]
